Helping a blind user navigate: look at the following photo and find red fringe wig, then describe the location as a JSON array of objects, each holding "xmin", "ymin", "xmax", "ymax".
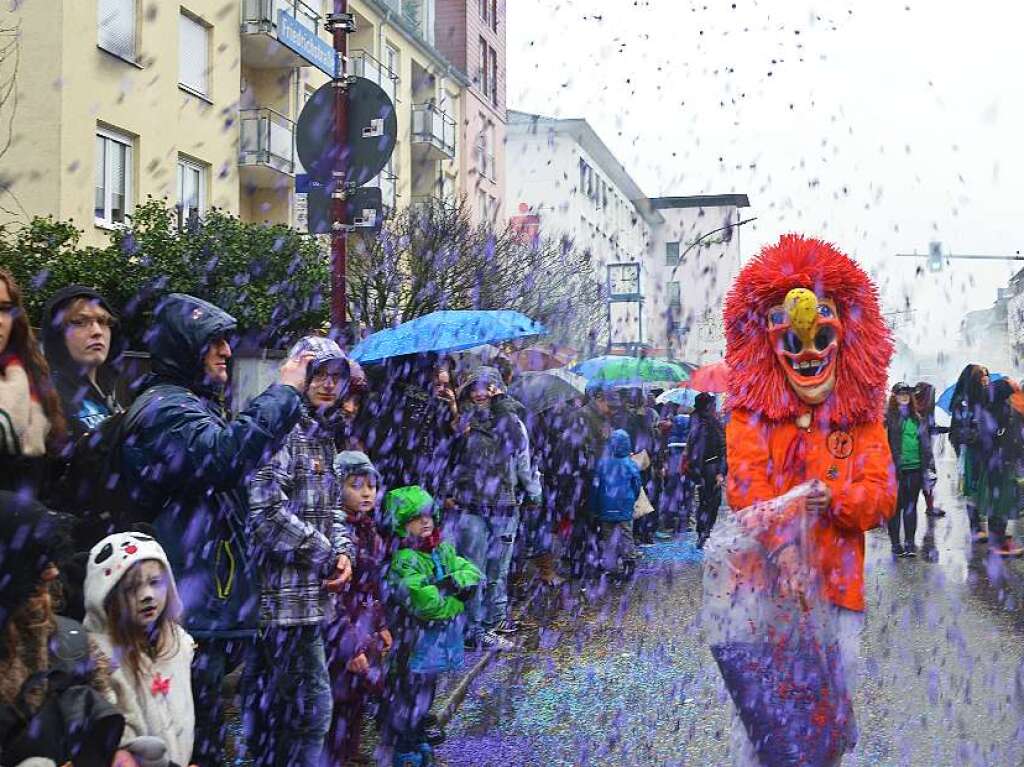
[{"xmin": 724, "ymin": 234, "xmax": 893, "ymax": 426}]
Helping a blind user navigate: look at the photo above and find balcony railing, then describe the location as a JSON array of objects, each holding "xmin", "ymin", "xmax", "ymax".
[
  {"xmin": 348, "ymin": 50, "xmax": 399, "ymax": 106},
  {"xmin": 365, "ymin": 169, "xmax": 398, "ymax": 214},
  {"xmin": 241, "ymin": 0, "xmax": 332, "ymax": 71},
  {"xmin": 242, "ymin": 0, "xmax": 323, "ymax": 35},
  {"xmin": 411, "ymin": 102, "xmax": 456, "ymax": 161},
  {"xmin": 239, "ymin": 107, "xmax": 296, "ymax": 175}
]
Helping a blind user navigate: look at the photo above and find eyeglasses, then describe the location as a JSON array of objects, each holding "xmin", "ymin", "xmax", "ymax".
[{"xmin": 66, "ymin": 315, "xmax": 116, "ymax": 330}]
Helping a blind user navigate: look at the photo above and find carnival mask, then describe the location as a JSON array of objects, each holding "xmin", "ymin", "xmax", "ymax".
[{"xmin": 767, "ymin": 288, "xmax": 842, "ymax": 406}]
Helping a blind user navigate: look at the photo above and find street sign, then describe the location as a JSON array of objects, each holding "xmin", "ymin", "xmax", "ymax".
[
  {"xmin": 277, "ymin": 11, "xmax": 337, "ymax": 77},
  {"xmin": 295, "ymin": 77, "xmax": 397, "ymax": 185},
  {"xmin": 301, "ymin": 177, "xmax": 383, "ymax": 234}
]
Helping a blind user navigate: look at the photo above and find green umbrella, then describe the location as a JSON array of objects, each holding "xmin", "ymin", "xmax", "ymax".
[{"xmin": 578, "ymin": 356, "xmax": 689, "ymax": 387}]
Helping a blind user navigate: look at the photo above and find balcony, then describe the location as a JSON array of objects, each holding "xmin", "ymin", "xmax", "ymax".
[
  {"xmin": 238, "ymin": 108, "xmax": 296, "ymax": 188},
  {"xmin": 348, "ymin": 50, "xmax": 399, "ymax": 106},
  {"xmin": 364, "ymin": 169, "xmax": 398, "ymax": 215},
  {"xmin": 411, "ymin": 103, "xmax": 456, "ymax": 161},
  {"xmin": 241, "ymin": 0, "xmax": 333, "ymax": 72}
]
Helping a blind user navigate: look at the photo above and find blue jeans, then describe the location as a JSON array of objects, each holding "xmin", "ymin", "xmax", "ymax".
[
  {"xmin": 448, "ymin": 508, "xmax": 519, "ymax": 639},
  {"xmin": 241, "ymin": 625, "xmax": 332, "ymax": 767}
]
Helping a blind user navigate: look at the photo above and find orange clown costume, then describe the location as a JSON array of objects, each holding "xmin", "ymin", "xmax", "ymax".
[{"xmin": 723, "ymin": 234, "xmax": 897, "ymax": 613}]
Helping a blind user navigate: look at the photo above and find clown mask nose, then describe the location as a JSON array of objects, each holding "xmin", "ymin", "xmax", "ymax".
[{"xmin": 784, "ymin": 288, "xmax": 819, "ymax": 347}]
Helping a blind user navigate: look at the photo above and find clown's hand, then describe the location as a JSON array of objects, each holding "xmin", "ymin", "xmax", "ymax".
[
  {"xmin": 772, "ymin": 543, "xmax": 810, "ymax": 607},
  {"xmin": 806, "ymin": 479, "xmax": 832, "ymax": 516}
]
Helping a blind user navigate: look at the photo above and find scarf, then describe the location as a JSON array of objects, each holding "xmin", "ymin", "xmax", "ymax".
[
  {"xmin": 0, "ymin": 353, "xmax": 49, "ymax": 457},
  {"xmin": 409, "ymin": 528, "xmax": 442, "ymax": 553}
]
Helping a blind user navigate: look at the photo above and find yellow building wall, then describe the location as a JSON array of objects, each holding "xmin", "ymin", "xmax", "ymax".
[{"xmin": 3, "ymin": 0, "xmax": 240, "ymax": 247}]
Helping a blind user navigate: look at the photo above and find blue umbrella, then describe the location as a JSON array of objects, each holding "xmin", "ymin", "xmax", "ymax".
[
  {"xmin": 351, "ymin": 310, "xmax": 545, "ymax": 364},
  {"xmin": 937, "ymin": 372, "xmax": 1005, "ymax": 413},
  {"xmin": 656, "ymin": 388, "xmax": 698, "ymax": 409}
]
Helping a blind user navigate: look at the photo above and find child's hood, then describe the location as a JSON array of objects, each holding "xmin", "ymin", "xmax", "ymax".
[
  {"xmin": 82, "ymin": 532, "xmax": 182, "ymax": 633},
  {"xmin": 608, "ymin": 429, "xmax": 633, "ymax": 458}
]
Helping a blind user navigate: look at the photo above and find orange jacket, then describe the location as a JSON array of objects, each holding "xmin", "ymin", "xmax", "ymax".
[{"xmin": 725, "ymin": 409, "xmax": 897, "ymax": 612}]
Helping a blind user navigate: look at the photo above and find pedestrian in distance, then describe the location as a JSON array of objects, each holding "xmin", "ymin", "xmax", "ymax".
[
  {"xmin": 378, "ymin": 486, "xmax": 482, "ymax": 767},
  {"xmin": 324, "ymin": 451, "xmax": 393, "ymax": 766},
  {"xmin": 592, "ymin": 429, "xmax": 642, "ymax": 580},
  {"xmin": 116, "ymin": 293, "xmax": 310, "ymax": 767},
  {"xmin": 687, "ymin": 392, "xmax": 727, "ymax": 549},
  {"xmin": 949, "ymin": 363, "xmax": 990, "ymax": 541},
  {"xmin": 244, "ymin": 336, "xmax": 357, "ymax": 767},
  {"xmin": 0, "ymin": 268, "xmax": 66, "ymax": 496},
  {"xmin": 913, "ymin": 381, "xmax": 945, "ymax": 518},
  {"xmin": 885, "ymin": 382, "xmax": 935, "ymax": 558},
  {"xmin": 657, "ymin": 413, "xmax": 693, "ymax": 539},
  {"xmin": 84, "ymin": 532, "xmax": 197, "ymax": 767},
  {"xmin": 975, "ymin": 378, "xmax": 1024, "ymax": 557}
]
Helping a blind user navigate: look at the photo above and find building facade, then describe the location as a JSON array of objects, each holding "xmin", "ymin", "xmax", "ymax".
[
  {"xmin": 434, "ymin": 0, "xmax": 507, "ymax": 224},
  {"xmin": 506, "ymin": 110, "xmax": 749, "ymax": 363},
  {"xmin": 2, "ymin": 0, "xmax": 470, "ymax": 246}
]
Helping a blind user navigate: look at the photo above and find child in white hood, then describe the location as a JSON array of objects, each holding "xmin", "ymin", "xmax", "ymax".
[{"xmin": 84, "ymin": 532, "xmax": 196, "ymax": 767}]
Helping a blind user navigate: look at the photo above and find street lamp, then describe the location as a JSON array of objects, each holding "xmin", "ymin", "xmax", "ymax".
[{"xmin": 666, "ymin": 216, "xmax": 758, "ymax": 359}]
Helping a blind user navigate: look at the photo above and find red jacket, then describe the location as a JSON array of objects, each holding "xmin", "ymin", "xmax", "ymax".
[{"xmin": 726, "ymin": 409, "xmax": 897, "ymax": 612}]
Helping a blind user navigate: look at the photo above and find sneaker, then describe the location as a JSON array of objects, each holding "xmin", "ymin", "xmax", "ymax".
[
  {"xmin": 972, "ymin": 530, "xmax": 989, "ymax": 544},
  {"xmin": 900, "ymin": 544, "xmax": 918, "ymax": 558},
  {"xmin": 925, "ymin": 508, "xmax": 946, "ymax": 518},
  {"xmin": 478, "ymin": 630, "xmax": 516, "ymax": 652},
  {"xmin": 654, "ymin": 530, "xmax": 674, "ymax": 541},
  {"xmin": 491, "ymin": 618, "xmax": 520, "ymax": 635},
  {"xmin": 891, "ymin": 544, "xmax": 904, "ymax": 558},
  {"xmin": 992, "ymin": 536, "xmax": 1024, "ymax": 558},
  {"xmin": 421, "ymin": 715, "xmax": 446, "ymax": 746}
]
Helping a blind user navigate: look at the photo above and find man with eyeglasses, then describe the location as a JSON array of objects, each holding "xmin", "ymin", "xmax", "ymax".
[{"xmin": 42, "ymin": 285, "xmax": 124, "ymax": 439}]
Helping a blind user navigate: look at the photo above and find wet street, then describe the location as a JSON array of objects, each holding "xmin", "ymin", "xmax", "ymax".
[{"xmin": 437, "ymin": 457, "xmax": 1024, "ymax": 767}]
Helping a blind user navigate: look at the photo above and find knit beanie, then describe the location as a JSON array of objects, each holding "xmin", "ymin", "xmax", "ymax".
[
  {"xmin": 0, "ymin": 492, "xmax": 71, "ymax": 634},
  {"xmin": 82, "ymin": 532, "xmax": 182, "ymax": 633},
  {"xmin": 384, "ymin": 486, "xmax": 437, "ymax": 537}
]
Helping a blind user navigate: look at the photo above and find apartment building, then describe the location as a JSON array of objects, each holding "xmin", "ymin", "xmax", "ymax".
[
  {"xmin": 434, "ymin": 0, "xmax": 506, "ymax": 224},
  {"xmin": 2, "ymin": 0, "xmax": 468, "ymax": 246},
  {"xmin": 506, "ymin": 110, "xmax": 750, "ymax": 362}
]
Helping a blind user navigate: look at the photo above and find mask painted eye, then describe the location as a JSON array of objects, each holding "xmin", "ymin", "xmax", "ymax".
[
  {"xmin": 818, "ymin": 304, "xmax": 834, "ymax": 319},
  {"xmin": 131, "ymin": 535, "xmax": 155, "ymax": 542},
  {"xmin": 769, "ymin": 309, "xmax": 787, "ymax": 326},
  {"xmin": 93, "ymin": 543, "xmax": 114, "ymax": 564}
]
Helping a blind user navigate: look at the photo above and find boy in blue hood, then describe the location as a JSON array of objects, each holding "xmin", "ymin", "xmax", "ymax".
[{"xmin": 593, "ymin": 429, "xmax": 642, "ymax": 578}]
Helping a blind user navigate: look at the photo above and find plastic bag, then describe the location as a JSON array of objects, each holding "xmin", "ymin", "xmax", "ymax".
[{"xmin": 703, "ymin": 483, "xmax": 856, "ymax": 767}]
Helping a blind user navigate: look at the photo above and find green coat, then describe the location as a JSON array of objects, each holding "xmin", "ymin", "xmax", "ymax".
[{"xmin": 388, "ymin": 542, "xmax": 482, "ymax": 622}]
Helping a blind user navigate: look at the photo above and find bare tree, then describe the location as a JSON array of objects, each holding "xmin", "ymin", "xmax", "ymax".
[
  {"xmin": 347, "ymin": 197, "xmax": 606, "ymax": 350},
  {"xmin": 0, "ymin": 20, "xmax": 24, "ymax": 220}
]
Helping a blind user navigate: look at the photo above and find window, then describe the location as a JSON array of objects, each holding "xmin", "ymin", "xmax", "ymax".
[
  {"xmin": 479, "ymin": 0, "xmax": 490, "ymax": 25},
  {"xmin": 176, "ymin": 156, "xmax": 207, "ymax": 227},
  {"xmin": 475, "ymin": 127, "xmax": 487, "ymax": 178},
  {"xmin": 477, "ymin": 188, "xmax": 489, "ymax": 220},
  {"xmin": 483, "ymin": 121, "xmax": 496, "ymax": 180},
  {"xmin": 95, "ymin": 127, "xmax": 133, "ymax": 227},
  {"xmin": 97, "ymin": 0, "xmax": 137, "ymax": 61},
  {"xmin": 578, "ymin": 159, "xmax": 587, "ymax": 193},
  {"xmin": 385, "ymin": 45, "xmax": 399, "ymax": 79},
  {"xmin": 665, "ymin": 241, "xmax": 680, "ymax": 265},
  {"xmin": 478, "ymin": 37, "xmax": 488, "ymax": 95},
  {"xmin": 667, "ymin": 281, "xmax": 682, "ymax": 309},
  {"xmin": 179, "ymin": 11, "xmax": 210, "ymax": 97},
  {"xmin": 490, "ymin": 0, "xmax": 498, "ymax": 31},
  {"xmin": 489, "ymin": 44, "xmax": 498, "ymax": 106}
]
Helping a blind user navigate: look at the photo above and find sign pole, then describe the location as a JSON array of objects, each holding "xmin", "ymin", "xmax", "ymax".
[{"xmin": 330, "ymin": 0, "xmax": 350, "ymax": 338}]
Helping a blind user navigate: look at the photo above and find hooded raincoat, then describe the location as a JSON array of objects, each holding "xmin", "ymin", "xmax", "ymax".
[{"xmin": 118, "ymin": 294, "xmax": 302, "ymax": 638}]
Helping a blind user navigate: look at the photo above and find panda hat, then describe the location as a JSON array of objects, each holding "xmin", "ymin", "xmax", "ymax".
[{"xmin": 83, "ymin": 532, "xmax": 183, "ymax": 633}]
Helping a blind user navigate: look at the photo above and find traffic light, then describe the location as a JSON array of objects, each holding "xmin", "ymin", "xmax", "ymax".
[{"xmin": 928, "ymin": 241, "xmax": 943, "ymax": 272}]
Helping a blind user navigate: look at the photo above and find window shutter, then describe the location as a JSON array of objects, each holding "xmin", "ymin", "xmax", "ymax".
[
  {"xmin": 179, "ymin": 13, "xmax": 209, "ymax": 95},
  {"xmin": 98, "ymin": 0, "xmax": 136, "ymax": 60}
]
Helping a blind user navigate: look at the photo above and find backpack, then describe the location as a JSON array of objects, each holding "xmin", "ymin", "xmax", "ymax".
[
  {"xmin": 0, "ymin": 617, "xmax": 125, "ymax": 767},
  {"xmin": 54, "ymin": 384, "xmax": 176, "ymax": 530}
]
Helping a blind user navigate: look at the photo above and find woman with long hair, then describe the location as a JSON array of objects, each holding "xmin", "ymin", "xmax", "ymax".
[
  {"xmin": 975, "ymin": 379, "xmax": 1024, "ymax": 557},
  {"xmin": 0, "ymin": 269, "xmax": 67, "ymax": 493},
  {"xmin": 885, "ymin": 383, "xmax": 934, "ymax": 557},
  {"xmin": 913, "ymin": 381, "xmax": 945, "ymax": 518},
  {"xmin": 949, "ymin": 364, "xmax": 990, "ymax": 540}
]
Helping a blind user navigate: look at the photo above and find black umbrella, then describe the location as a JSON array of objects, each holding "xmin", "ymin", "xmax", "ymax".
[{"xmin": 508, "ymin": 369, "xmax": 586, "ymax": 413}]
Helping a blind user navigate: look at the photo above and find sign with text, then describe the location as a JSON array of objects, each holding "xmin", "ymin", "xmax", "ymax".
[{"xmin": 277, "ymin": 10, "xmax": 336, "ymax": 77}]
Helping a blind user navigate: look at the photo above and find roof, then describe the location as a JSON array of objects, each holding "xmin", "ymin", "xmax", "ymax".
[
  {"xmin": 508, "ymin": 110, "xmax": 663, "ymax": 226},
  {"xmin": 647, "ymin": 195, "xmax": 751, "ymax": 210}
]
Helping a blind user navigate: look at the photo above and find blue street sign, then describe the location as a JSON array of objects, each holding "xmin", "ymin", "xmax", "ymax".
[
  {"xmin": 277, "ymin": 11, "xmax": 336, "ymax": 77},
  {"xmin": 295, "ymin": 173, "xmax": 311, "ymax": 194}
]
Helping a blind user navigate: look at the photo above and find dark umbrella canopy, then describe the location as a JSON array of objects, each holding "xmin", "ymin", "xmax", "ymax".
[{"xmin": 508, "ymin": 369, "xmax": 586, "ymax": 413}]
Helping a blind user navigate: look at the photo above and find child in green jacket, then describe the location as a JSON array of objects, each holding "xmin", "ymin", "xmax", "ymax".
[{"xmin": 379, "ymin": 486, "xmax": 482, "ymax": 764}]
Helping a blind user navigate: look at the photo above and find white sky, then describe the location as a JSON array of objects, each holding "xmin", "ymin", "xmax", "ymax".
[{"xmin": 506, "ymin": 0, "xmax": 1024, "ymax": 356}]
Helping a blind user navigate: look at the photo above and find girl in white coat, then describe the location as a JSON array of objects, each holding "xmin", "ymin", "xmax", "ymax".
[{"xmin": 84, "ymin": 532, "xmax": 196, "ymax": 767}]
